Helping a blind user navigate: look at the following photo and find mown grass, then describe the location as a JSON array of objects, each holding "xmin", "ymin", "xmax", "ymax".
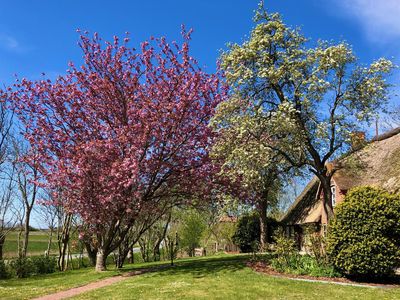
[{"xmin": 1, "ymin": 254, "xmax": 400, "ymax": 300}]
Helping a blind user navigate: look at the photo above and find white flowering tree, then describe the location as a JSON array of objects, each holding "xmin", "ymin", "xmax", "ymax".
[
  {"xmin": 216, "ymin": 3, "xmax": 394, "ymax": 221},
  {"xmin": 211, "ymin": 96, "xmax": 293, "ymax": 249}
]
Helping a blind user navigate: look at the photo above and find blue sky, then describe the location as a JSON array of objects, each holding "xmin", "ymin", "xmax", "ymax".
[{"xmin": 1, "ymin": 0, "xmax": 400, "ymax": 87}]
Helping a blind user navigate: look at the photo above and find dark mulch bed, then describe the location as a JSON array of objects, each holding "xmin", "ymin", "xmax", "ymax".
[{"xmin": 247, "ymin": 260, "xmax": 400, "ymax": 288}]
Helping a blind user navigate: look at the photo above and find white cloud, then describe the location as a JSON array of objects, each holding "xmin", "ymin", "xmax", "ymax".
[
  {"xmin": 334, "ymin": 0, "xmax": 400, "ymax": 43},
  {"xmin": 0, "ymin": 33, "xmax": 26, "ymax": 53},
  {"xmin": 0, "ymin": 34, "xmax": 19, "ymax": 50}
]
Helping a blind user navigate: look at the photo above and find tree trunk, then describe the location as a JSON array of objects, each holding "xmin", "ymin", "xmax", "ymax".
[
  {"xmin": 85, "ymin": 219, "xmax": 133, "ymax": 270},
  {"xmin": 116, "ymin": 236, "xmax": 140, "ymax": 268},
  {"xmin": 0, "ymin": 236, "xmax": 4, "ymax": 260},
  {"xmin": 118, "ymin": 239, "xmax": 140, "ymax": 268},
  {"xmin": 95, "ymin": 249, "xmax": 107, "ymax": 271},
  {"xmin": 58, "ymin": 214, "xmax": 72, "ymax": 271},
  {"xmin": 84, "ymin": 241, "xmax": 98, "ymax": 267},
  {"xmin": 153, "ymin": 245, "xmax": 161, "ymax": 262},
  {"xmin": 258, "ymin": 199, "xmax": 268, "ymax": 252},
  {"xmin": 320, "ymin": 177, "xmax": 334, "ymax": 223},
  {"xmin": 169, "ymin": 239, "xmax": 175, "ymax": 266},
  {"xmin": 46, "ymin": 228, "xmax": 54, "ymax": 257},
  {"xmin": 67, "ymin": 242, "xmax": 73, "ymax": 270},
  {"xmin": 21, "ymin": 208, "xmax": 32, "ymax": 258},
  {"xmin": 17, "ymin": 228, "xmax": 23, "ymax": 257},
  {"xmin": 89, "ymin": 253, "xmax": 97, "ymax": 266},
  {"xmin": 58, "ymin": 238, "xmax": 68, "ymax": 271},
  {"xmin": 129, "ymin": 248, "xmax": 134, "ymax": 264},
  {"xmin": 116, "ymin": 240, "xmax": 129, "ymax": 269}
]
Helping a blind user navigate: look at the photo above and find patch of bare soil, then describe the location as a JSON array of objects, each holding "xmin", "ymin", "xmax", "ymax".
[{"xmin": 247, "ymin": 260, "xmax": 400, "ymax": 288}]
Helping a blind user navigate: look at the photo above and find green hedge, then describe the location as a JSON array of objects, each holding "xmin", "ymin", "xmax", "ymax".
[
  {"xmin": 5, "ymin": 256, "xmax": 58, "ymax": 278},
  {"xmin": 10, "ymin": 257, "xmax": 34, "ymax": 278},
  {"xmin": 31, "ymin": 256, "xmax": 57, "ymax": 274},
  {"xmin": 327, "ymin": 186, "xmax": 400, "ymax": 277}
]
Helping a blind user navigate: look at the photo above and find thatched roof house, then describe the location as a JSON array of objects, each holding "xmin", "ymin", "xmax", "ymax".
[{"xmin": 281, "ymin": 127, "xmax": 400, "ymax": 249}]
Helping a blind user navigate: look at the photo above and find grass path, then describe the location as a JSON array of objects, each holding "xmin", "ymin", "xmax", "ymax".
[{"xmin": 31, "ymin": 275, "xmax": 127, "ymax": 300}]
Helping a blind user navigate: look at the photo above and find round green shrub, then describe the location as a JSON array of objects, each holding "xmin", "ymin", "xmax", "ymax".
[{"xmin": 327, "ymin": 186, "xmax": 400, "ymax": 277}]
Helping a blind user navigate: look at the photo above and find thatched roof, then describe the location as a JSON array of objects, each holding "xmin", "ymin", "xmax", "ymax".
[
  {"xmin": 333, "ymin": 127, "xmax": 400, "ymax": 193},
  {"xmin": 280, "ymin": 177, "xmax": 320, "ymax": 225},
  {"xmin": 281, "ymin": 127, "xmax": 400, "ymax": 225}
]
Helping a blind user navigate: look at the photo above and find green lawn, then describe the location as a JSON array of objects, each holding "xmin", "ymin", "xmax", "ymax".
[
  {"xmin": 0, "ymin": 254, "xmax": 399, "ymax": 300},
  {"xmin": 72, "ymin": 255, "xmax": 400, "ymax": 300}
]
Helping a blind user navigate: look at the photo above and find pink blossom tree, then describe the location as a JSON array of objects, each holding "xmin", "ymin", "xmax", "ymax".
[{"xmin": 5, "ymin": 29, "xmax": 226, "ymax": 271}]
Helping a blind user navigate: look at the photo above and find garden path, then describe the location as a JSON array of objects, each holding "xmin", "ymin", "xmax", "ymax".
[{"xmin": 31, "ymin": 265, "xmax": 168, "ymax": 300}]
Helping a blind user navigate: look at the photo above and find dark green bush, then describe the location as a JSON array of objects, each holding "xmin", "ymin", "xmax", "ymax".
[
  {"xmin": 31, "ymin": 256, "xmax": 57, "ymax": 274},
  {"xmin": 232, "ymin": 214, "xmax": 260, "ymax": 253},
  {"xmin": 0, "ymin": 260, "xmax": 10, "ymax": 279},
  {"xmin": 327, "ymin": 186, "xmax": 400, "ymax": 277},
  {"xmin": 232, "ymin": 213, "xmax": 280, "ymax": 253},
  {"xmin": 10, "ymin": 257, "xmax": 34, "ymax": 278}
]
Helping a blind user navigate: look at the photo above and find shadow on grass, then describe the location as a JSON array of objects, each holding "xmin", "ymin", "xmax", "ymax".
[{"xmin": 122, "ymin": 254, "xmax": 253, "ymax": 279}]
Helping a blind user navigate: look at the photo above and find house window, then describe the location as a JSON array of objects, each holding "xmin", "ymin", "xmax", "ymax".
[{"xmin": 331, "ymin": 185, "xmax": 336, "ymax": 207}]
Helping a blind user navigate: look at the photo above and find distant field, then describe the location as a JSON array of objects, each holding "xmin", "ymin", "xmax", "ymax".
[{"xmin": 3, "ymin": 231, "xmax": 59, "ymax": 258}]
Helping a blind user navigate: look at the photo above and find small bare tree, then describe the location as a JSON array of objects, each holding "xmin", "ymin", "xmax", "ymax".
[
  {"xmin": 0, "ymin": 93, "xmax": 15, "ymax": 260},
  {"xmin": 38, "ymin": 188, "xmax": 73, "ymax": 271},
  {"xmin": 12, "ymin": 139, "xmax": 39, "ymax": 258},
  {"xmin": 35, "ymin": 192, "xmax": 59, "ymax": 256},
  {"xmin": 0, "ymin": 170, "xmax": 16, "ymax": 260}
]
